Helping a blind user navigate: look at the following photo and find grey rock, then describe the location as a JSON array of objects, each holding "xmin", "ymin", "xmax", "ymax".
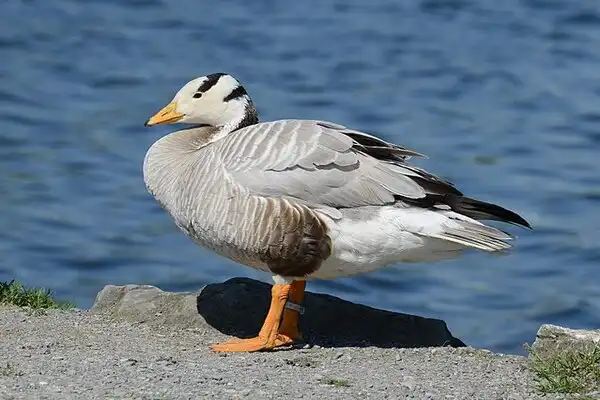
[
  {"xmin": 93, "ymin": 277, "xmax": 465, "ymax": 348},
  {"xmin": 531, "ymin": 324, "xmax": 600, "ymax": 358},
  {"xmin": 93, "ymin": 284, "xmax": 201, "ymax": 329}
]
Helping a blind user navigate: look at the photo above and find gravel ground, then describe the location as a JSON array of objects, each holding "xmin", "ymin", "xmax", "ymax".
[{"xmin": 0, "ymin": 307, "xmax": 562, "ymax": 400}]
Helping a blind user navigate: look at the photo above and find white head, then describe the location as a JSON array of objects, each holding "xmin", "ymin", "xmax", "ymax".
[{"xmin": 145, "ymin": 73, "xmax": 258, "ymax": 132}]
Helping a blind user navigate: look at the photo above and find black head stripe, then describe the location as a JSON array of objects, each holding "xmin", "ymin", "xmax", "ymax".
[
  {"xmin": 196, "ymin": 72, "xmax": 226, "ymax": 94},
  {"xmin": 223, "ymin": 85, "xmax": 248, "ymax": 102}
]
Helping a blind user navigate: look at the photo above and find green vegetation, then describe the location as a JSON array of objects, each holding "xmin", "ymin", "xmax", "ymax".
[
  {"xmin": 527, "ymin": 344, "xmax": 600, "ymax": 396},
  {"xmin": 317, "ymin": 377, "xmax": 351, "ymax": 388},
  {"xmin": 0, "ymin": 280, "xmax": 73, "ymax": 310}
]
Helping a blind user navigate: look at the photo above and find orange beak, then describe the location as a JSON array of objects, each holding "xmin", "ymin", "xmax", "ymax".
[{"xmin": 145, "ymin": 101, "xmax": 184, "ymax": 126}]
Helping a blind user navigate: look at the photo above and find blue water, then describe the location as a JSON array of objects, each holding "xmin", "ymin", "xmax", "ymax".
[{"xmin": 1, "ymin": 0, "xmax": 599, "ymax": 354}]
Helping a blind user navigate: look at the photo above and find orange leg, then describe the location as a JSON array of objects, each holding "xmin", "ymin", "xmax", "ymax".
[
  {"xmin": 275, "ymin": 280, "xmax": 306, "ymax": 345},
  {"xmin": 211, "ymin": 280, "xmax": 306, "ymax": 352}
]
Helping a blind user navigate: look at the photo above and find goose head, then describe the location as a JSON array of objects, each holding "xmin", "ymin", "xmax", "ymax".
[{"xmin": 145, "ymin": 73, "xmax": 258, "ymax": 133}]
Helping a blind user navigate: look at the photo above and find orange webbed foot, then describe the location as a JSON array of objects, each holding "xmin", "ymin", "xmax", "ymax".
[
  {"xmin": 211, "ymin": 333, "xmax": 296, "ymax": 352},
  {"xmin": 211, "ymin": 336, "xmax": 277, "ymax": 352},
  {"xmin": 210, "ymin": 280, "xmax": 306, "ymax": 353}
]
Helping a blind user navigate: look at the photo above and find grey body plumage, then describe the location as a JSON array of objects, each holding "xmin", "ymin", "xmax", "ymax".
[{"xmin": 143, "ymin": 73, "xmax": 530, "ymax": 280}]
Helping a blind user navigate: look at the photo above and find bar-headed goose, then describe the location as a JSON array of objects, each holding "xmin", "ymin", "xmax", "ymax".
[{"xmin": 143, "ymin": 72, "xmax": 530, "ymax": 352}]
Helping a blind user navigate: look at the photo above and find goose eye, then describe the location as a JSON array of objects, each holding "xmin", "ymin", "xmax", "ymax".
[{"xmin": 193, "ymin": 92, "xmax": 202, "ymax": 99}]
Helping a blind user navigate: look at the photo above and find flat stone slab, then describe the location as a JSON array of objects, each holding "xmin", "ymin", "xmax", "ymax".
[
  {"xmin": 531, "ymin": 324, "xmax": 600, "ymax": 358},
  {"xmin": 93, "ymin": 277, "xmax": 465, "ymax": 348}
]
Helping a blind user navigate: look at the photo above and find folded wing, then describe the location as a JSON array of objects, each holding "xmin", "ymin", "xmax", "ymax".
[{"xmin": 218, "ymin": 119, "xmax": 461, "ymax": 209}]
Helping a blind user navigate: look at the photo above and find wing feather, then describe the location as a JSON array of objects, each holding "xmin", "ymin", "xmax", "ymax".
[
  {"xmin": 211, "ymin": 118, "xmax": 530, "ymax": 229},
  {"xmin": 215, "ymin": 119, "xmax": 432, "ymax": 208}
]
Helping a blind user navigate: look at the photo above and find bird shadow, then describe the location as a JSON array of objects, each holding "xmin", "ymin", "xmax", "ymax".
[{"xmin": 196, "ymin": 277, "xmax": 465, "ymax": 349}]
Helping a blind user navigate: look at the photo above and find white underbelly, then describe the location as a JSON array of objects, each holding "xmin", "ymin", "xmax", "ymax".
[{"xmin": 309, "ymin": 206, "xmax": 466, "ymax": 279}]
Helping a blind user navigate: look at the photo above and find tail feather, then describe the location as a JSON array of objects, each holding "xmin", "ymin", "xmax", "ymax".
[
  {"xmin": 425, "ymin": 219, "xmax": 514, "ymax": 252},
  {"xmin": 427, "ymin": 231, "xmax": 511, "ymax": 252},
  {"xmin": 409, "ymin": 195, "xmax": 530, "ymax": 253}
]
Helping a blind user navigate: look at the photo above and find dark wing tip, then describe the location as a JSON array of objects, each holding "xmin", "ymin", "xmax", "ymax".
[
  {"xmin": 517, "ymin": 215, "xmax": 533, "ymax": 230},
  {"xmin": 449, "ymin": 196, "xmax": 532, "ymax": 229},
  {"xmin": 503, "ymin": 210, "xmax": 532, "ymax": 229}
]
